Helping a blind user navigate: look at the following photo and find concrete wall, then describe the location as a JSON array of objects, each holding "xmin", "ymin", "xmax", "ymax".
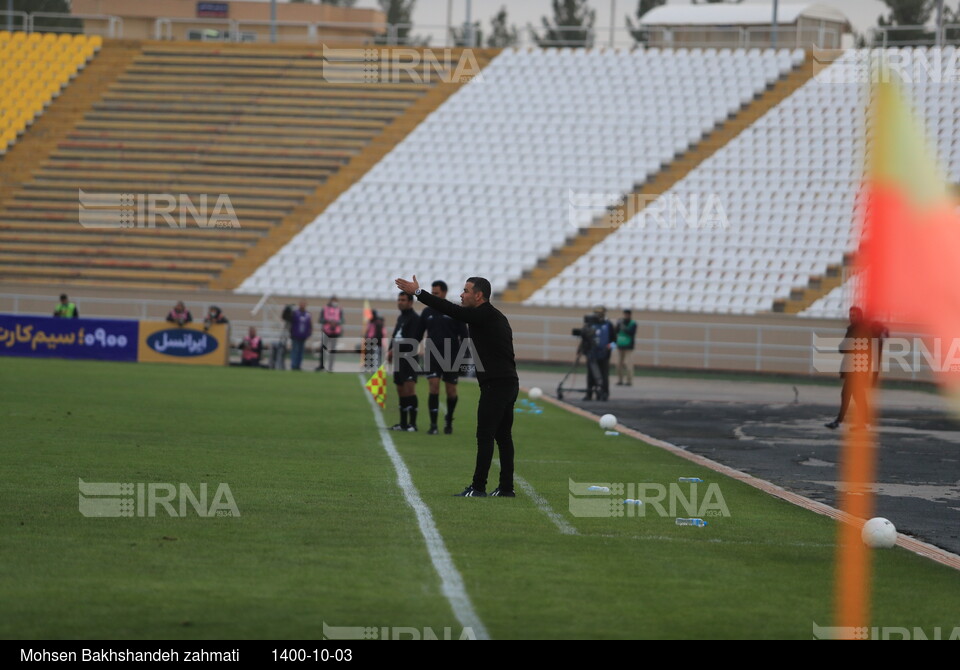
[{"xmin": 0, "ymin": 282, "xmax": 935, "ymax": 383}]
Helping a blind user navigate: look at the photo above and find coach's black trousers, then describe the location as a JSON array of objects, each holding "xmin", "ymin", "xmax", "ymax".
[{"xmin": 472, "ymin": 377, "xmax": 519, "ymax": 491}]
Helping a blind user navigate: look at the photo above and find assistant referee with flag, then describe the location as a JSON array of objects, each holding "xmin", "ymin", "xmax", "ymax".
[{"xmin": 396, "ymin": 274, "xmax": 518, "ymax": 498}]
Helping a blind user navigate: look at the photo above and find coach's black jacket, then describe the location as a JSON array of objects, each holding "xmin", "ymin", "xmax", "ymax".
[{"xmin": 415, "ymin": 291, "xmax": 517, "ymax": 385}]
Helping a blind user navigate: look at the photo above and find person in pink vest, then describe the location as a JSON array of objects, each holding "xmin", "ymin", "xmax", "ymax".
[
  {"xmin": 362, "ymin": 309, "xmax": 385, "ymax": 371},
  {"xmin": 317, "ymin": 296, "xmax": 344, "ymax": 372},
  {"xmin": 166, "ymin": 301, "xmax": 192, "ymax": 326},
  {"xmin": 240, "ymin": 326, "xmax": 264, "ymax": 367}
]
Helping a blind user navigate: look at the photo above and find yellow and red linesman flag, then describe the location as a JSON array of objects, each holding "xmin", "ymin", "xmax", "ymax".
[{"xmin": 364, "ymin": 363, "xmax": 387, "ymax": 408}]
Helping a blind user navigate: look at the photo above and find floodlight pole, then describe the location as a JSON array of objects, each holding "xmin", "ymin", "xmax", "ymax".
[
  {"xmin": 610, "ymin": 0, "xmax": 616, "ymax": 47},
  {"xmin": 447, "ymin": 0, "xmax": 453, "ymax": 47},
  {"xmin": 935, "ymin": 0, "xmax": 945, "ymax": 48},
  {"xmin": 270, "ymin": 0, "xmax": 277, "ymax": 44},
  {"xmin": 771, "ymin": 0, "xmax": 779, "ymax": 48},
  {"xmin": 465, "ymin": 0, "xmax": 473, "ymax": 47}
]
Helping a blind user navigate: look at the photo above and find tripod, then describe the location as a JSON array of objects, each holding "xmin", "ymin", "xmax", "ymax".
[{"xmin": 556, "ymin": 347, "xmax": 602, "ymax": 400}]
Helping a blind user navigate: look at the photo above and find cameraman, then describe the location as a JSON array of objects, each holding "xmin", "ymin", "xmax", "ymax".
[{"xmin": 582, "ymin": 306, "xmax": 616, "ymax": 401}]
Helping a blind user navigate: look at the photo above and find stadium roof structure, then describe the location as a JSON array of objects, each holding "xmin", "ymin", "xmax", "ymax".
[{"xmin": 639, "ymin": 2, "xmax": 851, "ymax": 30}]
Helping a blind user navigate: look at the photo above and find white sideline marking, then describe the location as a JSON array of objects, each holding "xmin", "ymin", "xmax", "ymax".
[
  {"xmin": 360, "ymin": 377, "xmax": 490, "ymax": 640},
  {"xmin": 514, "ymin": 473, "xmax": 580, "ymax": 536},
  {"xmin": 493, "ymin": 458, "xmax": 578, "ymax": 536}
]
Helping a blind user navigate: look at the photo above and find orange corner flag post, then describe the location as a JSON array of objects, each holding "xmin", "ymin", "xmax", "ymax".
[
  {"xmin": 364, "ymin": 363, "xmax": 387, "ymax": 408},
  {"xmin": 838, "ymin": 74, "xmax": 960, "ymax": 635}
]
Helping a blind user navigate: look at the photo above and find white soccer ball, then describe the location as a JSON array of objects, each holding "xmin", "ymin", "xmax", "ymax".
[
  {"xmin": 861, "ymin": 517, "xmax": 897, "ymax": 549},
  {"xmin": 599, "ymin": 414, "xmax": 617, "ymax": 430},
  {"xmin": 528, "ymin": 387, "xmax": 543, "ymax": 400}
]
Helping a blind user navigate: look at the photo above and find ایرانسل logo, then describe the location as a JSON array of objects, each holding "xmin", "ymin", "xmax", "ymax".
[{"xmin": 146, "ymin": 329, "xmax": 219, "ymax": 357}]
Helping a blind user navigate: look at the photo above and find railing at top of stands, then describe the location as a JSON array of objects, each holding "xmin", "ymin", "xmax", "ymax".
[
  {"xmin": 0, "ymin": 10, "xmax": 27, "ymax": 31},
  {"xmin": 5, "ymin": 12, "xmax": 960, "ymax": 49},
  {"xmin": 870, "ymin": 23, "xmax": 960, "ymax": 48},
  {"xmin": 23, "ymin": 12, "xmax": 122, "ymax": 38}
]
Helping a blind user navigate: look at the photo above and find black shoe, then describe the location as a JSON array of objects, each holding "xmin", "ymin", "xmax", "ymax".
[
  {"xmin": 582, "ymin": 395, "xmax": 593, "ymax": 401},
  {"xmin": 406, "ymin": 425, "xmax": 417, "ymax": 432},
  {"xmin": 454, "ymin": 486, "xmax": 486, "ymax": 497},
  {"xmin": 390, "ymin": 424, "xmax": 408, "ymax": 431},
  {"xmin": 489, "ymin": 487, "xmax": 515, "ymax": 497},
  {"xmin": 428, "ymin": 425, "xmax": 439, "ymax": 435},
  {"xmin": 825, "ymin": 420, "xmax": 840, "ymax": 430},
  {"xmin": 444, "ymin": 420, "xmax": 453, "ymax": 435}
]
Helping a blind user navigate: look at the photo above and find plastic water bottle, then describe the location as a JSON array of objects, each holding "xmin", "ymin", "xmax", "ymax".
[
  {"xmin": 676, "ymin": 518, "xmax": 707, "ymax": 527},
  {"xmin": 587, "ymin": 486, "xmax": 610, "ymax": 492},
  {"xmin": 678, "ymin": 477, "xmax": 703, "ymax": 483},
  {"xmin": 624, "ymin": 499, "xmax": 643, "ymax": 506}
]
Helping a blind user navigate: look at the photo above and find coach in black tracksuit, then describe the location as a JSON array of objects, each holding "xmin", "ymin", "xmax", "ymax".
[{"xmin": 396, "ymin": 274, "xmax": 518, "ymax": 498}]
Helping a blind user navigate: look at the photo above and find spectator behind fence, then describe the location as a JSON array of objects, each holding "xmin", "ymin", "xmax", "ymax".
[
  {"xmin": 204, "ymin": 305, "xmax": 229, "ymax": 330},
  {"xmin": 53, "ymin": 294, "xmax": 78, "ymax": 318},
  {"xmin": 239, "ymin": 326, "xmax": 264, "ymax": 367},
  {"xmin": 289, "ymin": 300, "xmax": 312, "ymax": 371},
  {"xmin": 166, "ymin": 301, "xmax": 192, "ymax": 326}
]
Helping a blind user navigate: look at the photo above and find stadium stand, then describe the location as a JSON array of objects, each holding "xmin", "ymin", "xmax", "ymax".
[
  {"xmin": 529, "ymin": 46, "xmax": 960, "ymax": 315},
  {"xmin": 0, "ymin": 40, "xmax": 488, "ymax": 289},
  {"xmin": 0, "ymin": 32, "xmax": 101, "ymax": 154},
  {"xmin": 238, "ymin": 47, "xmax": 805, "ymax": 300}
]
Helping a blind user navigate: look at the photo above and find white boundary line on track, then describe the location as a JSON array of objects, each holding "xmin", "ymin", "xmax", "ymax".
[
  {"xmin": 526, "ymin": 387, "xmax": 960, "ymax": 573},
  {"xmin": 360, "ymin": 377, "xmax": 491, "ymax": 640}
]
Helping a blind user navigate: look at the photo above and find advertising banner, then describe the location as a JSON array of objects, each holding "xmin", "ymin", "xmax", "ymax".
[
  {"xmin": 0, "ymin": 314, "xmax": 139, "ymax": 362},
  {"xmin": 137, "ymin": 322, "xmax": 228, "ymax": 366}
]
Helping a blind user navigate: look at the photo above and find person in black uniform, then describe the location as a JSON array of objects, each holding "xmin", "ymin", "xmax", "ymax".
[
  {"xmin": 418, "ymin": 280, "xmax": 469, "ymax": 435},
  {"xmin": 825, "ymin": 306, "xmax": 885, "ymax": 430},
  {"xmin": 396, "ymin": 274, "xmax": 517, "ymax": 498},
  {"xmin": 388, "ymin": 291, "xmax": 422, "ymax": 432}
]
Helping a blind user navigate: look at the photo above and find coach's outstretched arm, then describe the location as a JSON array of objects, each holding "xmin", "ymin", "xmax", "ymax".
[{"xmin": 395, "ymin": 275, "xmax": 488, "ymax": 324}]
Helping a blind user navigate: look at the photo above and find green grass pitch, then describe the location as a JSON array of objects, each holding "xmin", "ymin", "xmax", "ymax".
[{"xmin": 1, "ymin": 356, "xmax": 958, "ymax": 639}]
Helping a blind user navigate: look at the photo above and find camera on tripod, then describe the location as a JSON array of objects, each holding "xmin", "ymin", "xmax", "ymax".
[
  {"xmin": 572, "ymin": 314, "xmax": 601, "ymax": 347},
  {"xmin": 558, "ymin": 314, "xmax": 605, "ymax": 400}
]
